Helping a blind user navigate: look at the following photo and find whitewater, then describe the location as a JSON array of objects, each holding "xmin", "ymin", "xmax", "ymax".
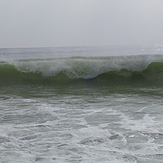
[{"xmin": 1, "ymin": 46, "xmax": 163, "ymax": 163}]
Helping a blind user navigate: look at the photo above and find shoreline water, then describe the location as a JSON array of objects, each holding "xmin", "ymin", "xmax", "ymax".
[{"xmin": 1, "ymin": 46, "xmax": 163, "ymax": 163}]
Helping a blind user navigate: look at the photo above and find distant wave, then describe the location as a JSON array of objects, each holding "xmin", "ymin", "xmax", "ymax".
[{"xmin": 1, "ymin": 55, "xmax": 163, "ymax": 86}]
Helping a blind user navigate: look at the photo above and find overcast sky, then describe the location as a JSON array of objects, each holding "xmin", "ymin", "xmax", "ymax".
[{"xmin": 0, "ymin": 0, "xmax": 163, "ymax": 48}]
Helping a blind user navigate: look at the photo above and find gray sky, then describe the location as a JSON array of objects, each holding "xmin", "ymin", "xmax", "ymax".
[{"xmin": 0, "ymin": 0, "xmax": 163, "ymax": 48}]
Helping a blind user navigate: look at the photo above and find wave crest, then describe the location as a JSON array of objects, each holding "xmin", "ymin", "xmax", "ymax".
[{"xmin": 1, "ymin": 56, "xmax": 163, "ymax": 86}]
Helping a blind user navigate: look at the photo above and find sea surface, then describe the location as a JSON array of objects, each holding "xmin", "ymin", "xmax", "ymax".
[{"xmin": 1, "ymin": 45, "xmax": 163, "ymax": 163}]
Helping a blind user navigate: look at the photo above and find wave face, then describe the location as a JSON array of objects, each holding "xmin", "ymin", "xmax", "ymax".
[{"xmin": 1, "ymin": 55, "xmax": 163, "ymax": 86}]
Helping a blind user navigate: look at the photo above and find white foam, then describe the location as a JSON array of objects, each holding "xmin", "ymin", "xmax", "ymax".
[
  {"xmin": 9, "ymin": 54, "xmax": 163, "ymax": 79},
  {"xmin": 119, "ymin": 113, "xmax": 161, "ymax": 133}
]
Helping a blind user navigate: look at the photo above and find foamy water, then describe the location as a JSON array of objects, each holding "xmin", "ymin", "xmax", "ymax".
[
  {"xmin": 1, "ymin": 87, "xmax": 163, "ymax": 163},
  {"xmin": 1, "ymin": 46, "xmax": 163, "ymax": 163}
]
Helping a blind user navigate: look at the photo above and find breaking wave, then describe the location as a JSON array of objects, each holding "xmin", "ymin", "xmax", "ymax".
[{"xmin": 1, "ymin": 55, "xmax": 163, "ymax": 86}]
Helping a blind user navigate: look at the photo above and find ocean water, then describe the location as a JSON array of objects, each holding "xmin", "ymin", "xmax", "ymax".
[{"xmin": 1, "ymin": 46, "xmax": 163, "ymax": 163}]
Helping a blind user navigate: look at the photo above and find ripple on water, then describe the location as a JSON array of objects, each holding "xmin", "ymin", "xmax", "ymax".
[
  {"xmin": 80, "ymin": 137, "xmax": 105, "ymax": 146},
  {"xmin": 0, "ymin": 136, "xmax": 10, "ymax": 143}
]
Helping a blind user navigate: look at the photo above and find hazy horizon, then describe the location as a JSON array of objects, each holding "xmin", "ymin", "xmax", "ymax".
[{"xmin": 1, "ymin": 0, "xmax": 163, "ymax": 48}]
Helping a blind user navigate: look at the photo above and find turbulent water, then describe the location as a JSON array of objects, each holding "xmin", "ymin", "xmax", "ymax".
[{"xmin": 1, "ymin": 46, "xmax": 163, "ymax": 163}]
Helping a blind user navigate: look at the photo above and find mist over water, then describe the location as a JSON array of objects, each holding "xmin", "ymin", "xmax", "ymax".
[{"xmin": 1, "ymin": 46, "xmax": 163, "ymax": 163}]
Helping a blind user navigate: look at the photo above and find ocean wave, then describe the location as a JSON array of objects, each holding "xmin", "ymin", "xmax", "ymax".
[{"xmin": 1, "ymin": 55, "xmax": 163, "ymax": 86}]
